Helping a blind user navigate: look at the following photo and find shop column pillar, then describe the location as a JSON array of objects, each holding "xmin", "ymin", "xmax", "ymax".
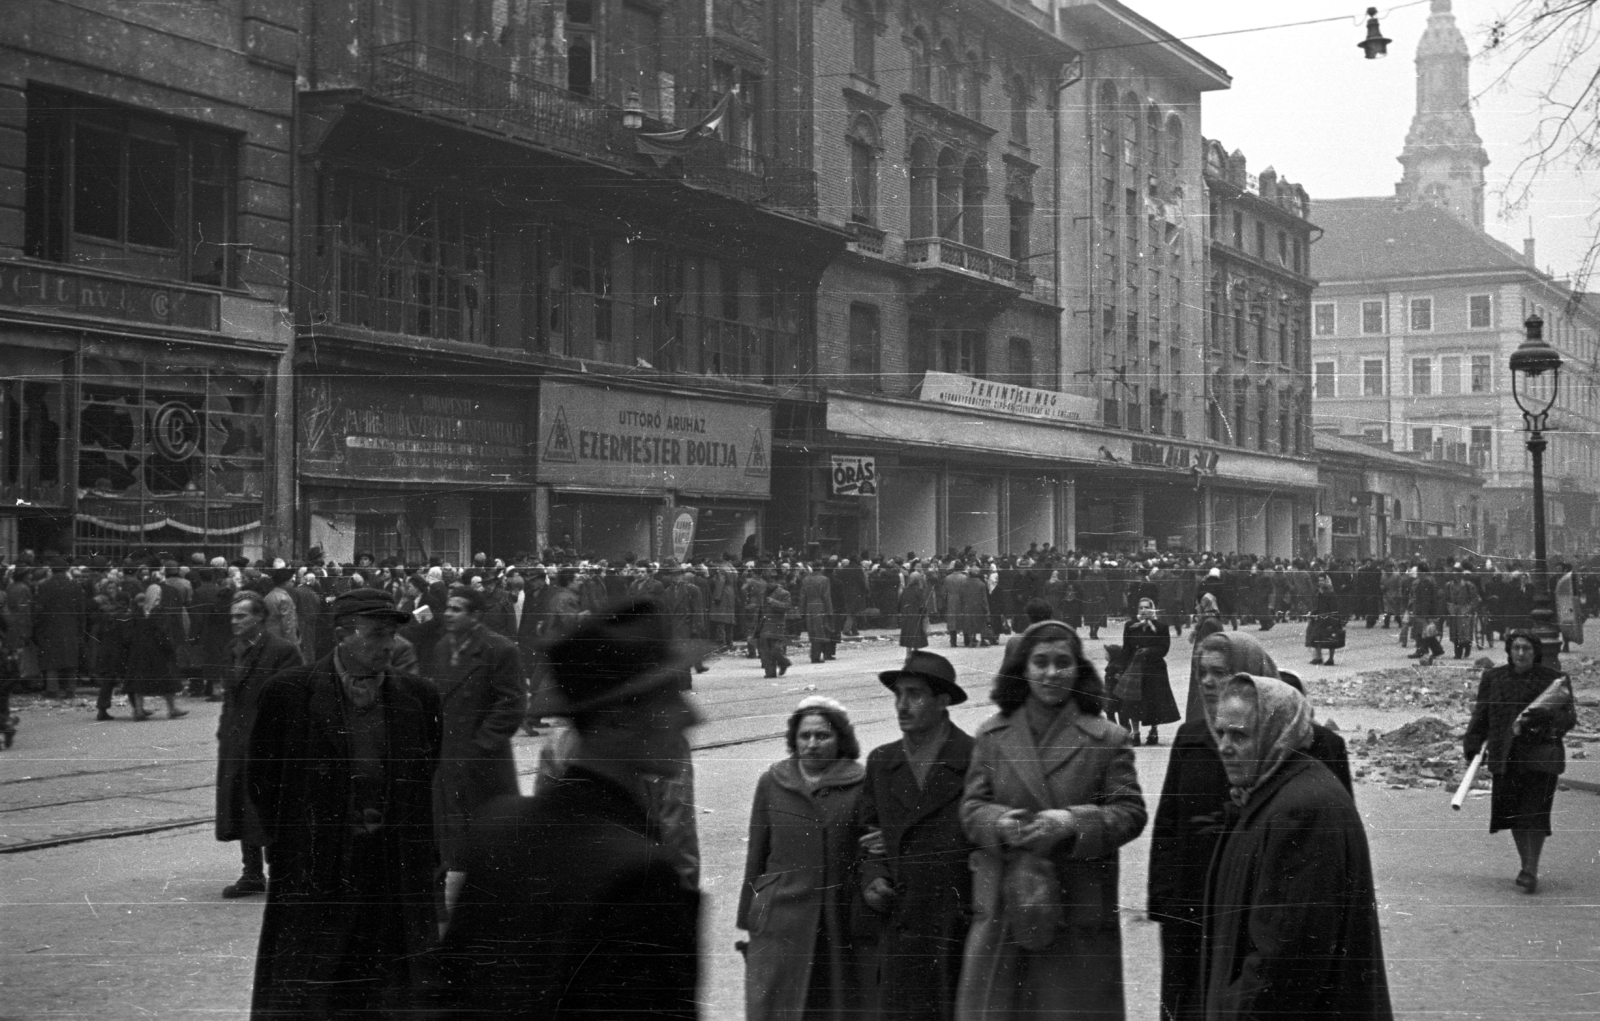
[
  {"xmin": 1060, "ymin": 479, "xmax": 1076, "ymax": 551},
  {"xmin": 269, "ymin": 342, "xmax": 296, "ymax": 558},
  {"xmin": 533, "ymin": 486, "xmax": 550, "ymax": 556},
  {"xmin": 1130, "ymin": 489, "xmax": 1146, "ymax": 552}
]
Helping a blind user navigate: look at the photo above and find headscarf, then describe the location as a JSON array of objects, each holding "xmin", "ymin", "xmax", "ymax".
[
  {"xmin": 1219, "ymin": 674, "xmax": 1312, "ymax": 807},
  {"xmin": 1200, "ymin": 630, "xmax": 1279, "ymax": 681},
  {"xmin": 1197, "ymin": 592, "xmax": 1220, "ymax": 616}
]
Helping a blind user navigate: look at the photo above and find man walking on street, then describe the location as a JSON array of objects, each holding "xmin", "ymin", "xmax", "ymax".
[
  {"xmin": 430, "ymin": 586, "xmax": 526, "ymax": 923},
  {"xmin": 33, "ymin": 555, "xmax": 85, "ymax": 699},
  {"xmin": 432, "ymin": 600, "xmax": 703, "ymax": 1019},
  {"xmin": 858, "ymin": 650, "xmax": 975, "ymax": 1021},
  {"xmin": 214, "ymin": 591, "xmax": 300, "ymax": 899},
  {"xmin": 246, "ymin": 588, "xmax": 442, "ymax": 1019}
]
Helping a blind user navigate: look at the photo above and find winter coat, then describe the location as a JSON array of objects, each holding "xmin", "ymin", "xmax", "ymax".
[
  {"xmin": 1380, "ymin": 571, "xmax": 1410, "ymax": 617},
  {"xmin": 1556, "ymin": 571, "xmax": 1584, "ymax": 644},
  {"xmin": 1355, "ymin": 564, "xmax": 1384, "ymax": 618},
  {"xmin": 857, "ymin": 725, "xmax": 976, "ymax": 1021},
  {"xmin": 1201, "ymin": 752, "xmax": 1392, "ymax": 1021},
  {"xmin": 1306, "ymin": 591, "xmax": 1347, "ymax": 649},
  {"xmin": 760, "ymin": 584, "xmax": 793, "ymax": 640},
  {"xmin": 940, "ymin": 571, "xmax": 965, "ymax": 627},
  {"xmin": 263, "ymin": 585, "xmax": 299, "ymax": 650},
  {"xmin": 430, "ymin": 769, "xmax": 700, "ymax": 1020},
  {"xmin": 429, "ymin": 624, "xmax": 527, "ymax": 869},
  {"xmin": 709, "ymin": 567, "xmax": 739, "ymax": 624},
  {"xmin": 957, "ymin": 707, "xmax": 1146, "ymax": 1020},
  {"xmin": 799, "ymin": 572, "xmax": 836, "ymax": 640},
  {"xmin": 1408, "ymin": 575, "xmax": 1440, "ymax": 619},
  {"xmin": 215, "ymin": 632, "xmax": 302, "ymax": 845},
  {"xmin": 741, "ymin": 575, "xmax": 768, "ymax": 634},
  {"xmin": 190, "ymin": 581, "xmax": 235, "ymax": 674},
  {"xmin": 1464, "ymin": 663, "xmax": 1569, "ymax": 777},
  {"xmin": 109, "ymin": 607, "xmax": 183, "ymax": 696},
  {"xmin": 950, "ymin": 574, "xmax": 990, "ymax": 637},
  {"xmin": 1078, "ymin": 573, "xmax": 1110, "ymax": 626},
  {"xmin": 1119, "ymin": 618, "xmax": 1180, "ymax": 725},
  {"xmin": 246, "ymin": 659, "xmax": 443, "ymax": 1019},
  {"xmin": 739, "ymin": 757, "xmax": 868, "ymax": 1021},
  {"xmin": 898, "ymin": 578, "xmax": 929, "ymax": 650},
  {"xmin": 31, "ymin": 572, "xmax": 85, "ymax": 672}
]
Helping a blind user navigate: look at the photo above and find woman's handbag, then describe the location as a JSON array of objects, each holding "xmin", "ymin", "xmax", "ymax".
[
  {"xmin": 1002, "ymin": 849, "xmax": 1061, "ymax": 952},
  {"xmin": 1514, "ymin": 737, "xmax": 1566, "ymax": 775}
]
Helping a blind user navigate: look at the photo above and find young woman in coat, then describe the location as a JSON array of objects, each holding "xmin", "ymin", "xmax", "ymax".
[
  {"xmin": 739, "ymin": 697, "xmax": 868, "ymax": 1021},
  {"xmin": 1119, "ymin": 598, "xmax": 1180, "ymax": 746},
  {"xmin": 956, "ymin": 621, "xmax": 1147, "ymax": 1020},
  {"xmin": 1463, "ymin": 630, "xmax": 1575, "ymax": 893}
]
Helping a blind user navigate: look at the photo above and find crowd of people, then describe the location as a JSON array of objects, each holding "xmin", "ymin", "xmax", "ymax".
[{"xmin": 0, "ymin": 539, "xmax": 1585, "ymax": 1020}]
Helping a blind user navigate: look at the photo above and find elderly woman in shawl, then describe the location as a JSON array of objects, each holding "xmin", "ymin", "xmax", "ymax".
[
  {"xmin": 1201, "ymin": 676, "xmax": 1392, "ymax": 1021},
  {"xmin": 1147, "ymin": 631, "xmax": 1278, "ymax": 1021}
]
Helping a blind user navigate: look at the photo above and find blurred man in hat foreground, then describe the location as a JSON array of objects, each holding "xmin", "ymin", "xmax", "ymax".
[
  {"xmin": 857, "ymin": 650, "xmax": 975, "ymax": 1021},
  {"xmin": 431, "ymin": 599, "xmax": 703, "ymax": 1019},
  {"xmin": 245, "ymin": 588, "xmax": 442, "ymax": 1019}
]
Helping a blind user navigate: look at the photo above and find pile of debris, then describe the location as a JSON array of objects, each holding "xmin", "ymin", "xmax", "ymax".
[
  {"xmin": 1307, "ymin": 666, "xmax": 1481, "ymax": 714},
  {"xmin": 1345, "ymin": 715, "xmax": 1482, "ymax": 791}
]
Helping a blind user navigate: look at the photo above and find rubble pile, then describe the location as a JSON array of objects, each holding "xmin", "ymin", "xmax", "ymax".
[
  {"xmin": 1347, "ymin": 715, "xmax": 1479, "ymax": 791},
  {"xmin": 1307, "ymin": 667, "xmax": 1480, "ymax": 714}
]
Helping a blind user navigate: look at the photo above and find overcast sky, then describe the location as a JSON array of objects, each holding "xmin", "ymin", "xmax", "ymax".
[{"xmin": 1125, "ymin": 0, "xmax": 1595, "ymax": 281}]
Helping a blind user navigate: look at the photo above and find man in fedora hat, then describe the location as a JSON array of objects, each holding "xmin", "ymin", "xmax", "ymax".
[
  {"xmin": 433, "ymin": 600, "xmax": 702, "ymax": 1019},
  {"xmin": 857, "ymin": 650, "xmax": 975, "ymax": 1021},
  {"xmin": 245, "ymin": 587, "xmax": 442, "ymax": 1019}
]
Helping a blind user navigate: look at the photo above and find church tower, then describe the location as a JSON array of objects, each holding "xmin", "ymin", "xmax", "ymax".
[{"xmin": 1394, "ymin": 0, "xmax": 1489, "ymax": 228}]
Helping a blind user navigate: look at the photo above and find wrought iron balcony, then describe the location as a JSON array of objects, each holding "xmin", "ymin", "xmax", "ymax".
[
  {"xmin": 369, "ymin": 41, "xmax": 619, "ymax": 160},
  {"xmin": 366, "ymin": 42, "xmax": 817, "ymax": 216},
  {"xmin": 904, "ymin": 237, "xmax": 1019, "ymax": 287}
]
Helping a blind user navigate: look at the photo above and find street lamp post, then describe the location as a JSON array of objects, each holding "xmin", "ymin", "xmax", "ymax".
[{"xmin": 1509, "ymin": 312, "xmax": 1564, "ymax": 665}]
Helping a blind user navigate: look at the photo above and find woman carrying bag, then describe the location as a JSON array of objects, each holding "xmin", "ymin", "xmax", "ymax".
[
  {"xmin": 957, "ymin": 621, "xmax": 1146, "ymax": 1020},
  {"xmin": 1463, "ymin": 630, "xmax": 1577, "ymax": 893},
  {"xmin": 1305, "ymin": 573, "xmax": 1346, "ymax": 666}
]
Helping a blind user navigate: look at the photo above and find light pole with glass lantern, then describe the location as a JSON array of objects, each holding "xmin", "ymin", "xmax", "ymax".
[{"xmin": 1509, "ymin": 311, "xmax": 1564, "ymax": 664}]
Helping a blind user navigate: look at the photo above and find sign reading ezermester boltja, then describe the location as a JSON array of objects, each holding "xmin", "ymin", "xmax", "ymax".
[{"xmin": 537, "ymin": 380, "xmax": 772, "ymax": 498}]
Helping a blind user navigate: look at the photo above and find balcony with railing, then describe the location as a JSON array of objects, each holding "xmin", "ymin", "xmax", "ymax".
[
  {"xmin": 365, "ymin": 41, "xmax": 817, "ymax": 216},
  {"xmin": 904, "ymin": 237, "xmax": 1020, "ymax": 286}
]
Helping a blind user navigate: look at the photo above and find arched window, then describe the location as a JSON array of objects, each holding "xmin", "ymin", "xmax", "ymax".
[
  {"xmin": 848, "ymin": 117, "xmax": 879, "ymax": 225},
  {"xmin": 936, "ymin": 147, "xmax": 962, "ymax": 241},
  {"xmin": 963, "ymin": 51, "xmax": 982, "ymax": 118},
  {"xmin": 851, "ymin": 0, "xmax": 876, "ymax": 78},
  {"xmin": 1165, "ymin": 113, "xmax": 1184, "ymax": 178},
  {"xmin": 1097, "ymin": 81, "xmax": 1118, "ymax": 163},
  {"xmin": 911, "ymin": 29, "xmax": 931, "ymax": 96},
  {"xmin": 1010, "ymin": 74, "xmax": 1028, "ymax": 143},
  {"xmin": 962, "ymin": 156, "xmax": 986, "ymax": 249},
  {"xmin": 938, "ymin": 41, "xmax": 960, "ymax": 108},
  {"xmin": 909, "ymin": 137, "xmax": 935, "ymax": 238},
  {"xmin": 1122, "ymin": 90, "xmax": 1141, "ymax": 168},
  {"xmin": 1145, "ymin": 105, "xmax": 1161, "ymax": 170}
]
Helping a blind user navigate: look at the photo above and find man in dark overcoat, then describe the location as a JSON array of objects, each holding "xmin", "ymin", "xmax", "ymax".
[
  {"xmin": 214, "ymin": 591, "xmax": 300, "ymax": 898},
  {"xmin": 190, "ymin": 568, "xmax": 235, "ymax": 700},
  {"xmin": 431, "ymin": 600, "xmax": 702, "ymax": 1019},
  {"xmin": 858, "ymin": 650, "xmax": 975, "ymax": 1021},
  {"xmin": 245, "ymin": 587, "xmax": 442, "ymax": 1020},
  {"xmin": 430, "ymin": 585, "xmax": 526, "ymax": 916},
  {"xmin": 33, "ymin": 556, "xmax": 86, "ymax": 699}
]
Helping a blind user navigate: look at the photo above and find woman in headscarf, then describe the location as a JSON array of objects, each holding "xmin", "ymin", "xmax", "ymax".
[
  {"xmin": 739, "ymin": 696, "xmax": 868, "ymax": 1021},
  {"xmin": 1117, "ymin": 597, "xmax": 1180, "ymax": 746},
  {"xmin": 1463, "ymin": 630, "xmax": 1575, "ymax": 894},
  {"xmin": 1148, "ymin": 631, "xmax": 1278, "ymax": 1021},
  {"xmin": 1200, "ymin": 675, "xmax": 1391, "ymax": 1021},
  {"xmin": 956, "ymin": 621, "xmax": 1146, "ymax": 1020},
  {"xmin": 1305, "ymin": 573, "xmax": 1346, "ymax": 666}
]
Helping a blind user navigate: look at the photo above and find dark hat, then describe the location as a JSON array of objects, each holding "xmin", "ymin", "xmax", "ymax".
[
  {"xmin": 328, "ymin": 587, "xmax": 410, "ymax": 625},
  {"xmin": 534, "ymin": 599, "xmax": 711, "ymax": 715},
  {"xmin": 879, "ymin": 649, "xmax": 966, "ymax": 705},
  {"xmin": 45, "ymin": 554, "xmax": 70, "ymax": 570}
]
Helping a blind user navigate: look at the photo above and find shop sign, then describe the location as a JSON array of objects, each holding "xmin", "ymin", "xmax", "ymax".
[
  {"xmin": 918, "ymin": 371, "xmax": 1096, "ymax": 423},
  {"xmin": 298, "ymin": 377, "xmax": 532, "ymax": 483},
  {"xmin": 830, "ymin": 455, "xmax": 876, "ymax": 497},
  {"xmin": 651, "ymin": 505, "xmax": 699, "ymax": 561},
  {"xmin": 1130, "ymin": 440, "xmax": 1221, "ymax": 473},
  {"xmin": 0, "ymin": 259, "xmax": 220, "ymax": 331},
  {"xmin": 538, "ymin": 380, "xmax": 771, "ymax": 498}
]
